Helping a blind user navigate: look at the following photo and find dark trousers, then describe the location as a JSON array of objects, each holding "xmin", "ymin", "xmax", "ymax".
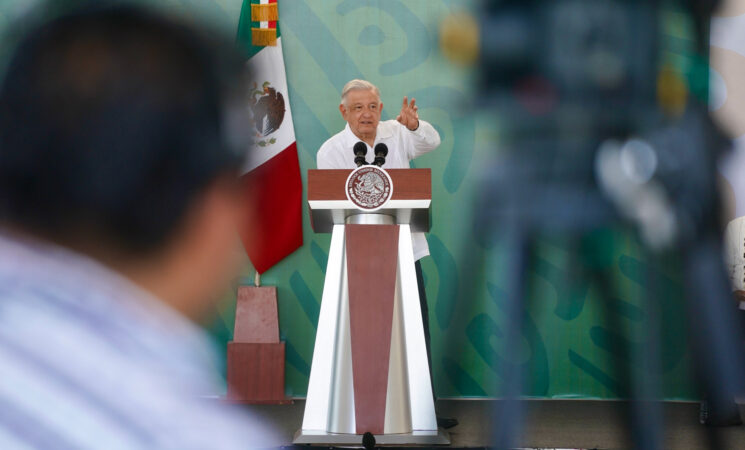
[{"xmin": 414, "ymin": 260, "xmax": 435, "ymax": 400}]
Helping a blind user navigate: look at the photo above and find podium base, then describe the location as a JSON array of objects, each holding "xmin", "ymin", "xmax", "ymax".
[{"xmin": 292, "ymin": 429, "xmax": 450, "ymax": 446}]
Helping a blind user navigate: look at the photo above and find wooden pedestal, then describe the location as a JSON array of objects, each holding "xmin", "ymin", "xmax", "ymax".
[
  {"xmin": 226, "ymin": 286, "xmax": 290, "ymax": 404},
  {"xmin": 226, "ymin": 342, "xmax": 288, "ymax": 403}
]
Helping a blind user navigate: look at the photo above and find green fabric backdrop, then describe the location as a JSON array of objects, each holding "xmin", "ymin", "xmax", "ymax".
[
  {"xmin": 0, "ymin": 0, "xmax": 707, "ymax": 400},
  {"xmin": 209, "ymin": 0, "xmax": 704, "ymax": 400}
]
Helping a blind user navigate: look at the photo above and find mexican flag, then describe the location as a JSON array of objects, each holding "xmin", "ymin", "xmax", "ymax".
[{"xmin": 236, "ymin": 0, "xmax": 302, "ymax": 274}]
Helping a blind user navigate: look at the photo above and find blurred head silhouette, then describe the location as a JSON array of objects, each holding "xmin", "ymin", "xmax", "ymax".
[{"xmin": 0, "ymin": 0, "xmax": 249, "ymax": 319}]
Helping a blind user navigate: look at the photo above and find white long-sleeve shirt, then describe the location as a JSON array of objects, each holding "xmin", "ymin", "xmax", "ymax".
[{"xmin": 316, "ymin": 119, "xmax": 440, "ymax": 260}]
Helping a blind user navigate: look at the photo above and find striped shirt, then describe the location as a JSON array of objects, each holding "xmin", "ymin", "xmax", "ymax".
[{"xmin": 0, "ymin": 232, "xmax": 279, "ymax": 449}]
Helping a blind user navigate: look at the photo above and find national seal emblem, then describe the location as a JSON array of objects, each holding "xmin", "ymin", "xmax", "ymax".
[{"xmin": 345, "ymin": 166, "xmax": 393, "ymax": 211}]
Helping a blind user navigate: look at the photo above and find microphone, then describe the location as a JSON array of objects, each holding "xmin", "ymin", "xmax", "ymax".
[
  {"xmin": 373, "ymin": 143, "xmax": 388, "ymax": 167},
  {"xmin": 353, "ymin": 141, "xmax": 368, "ymax": 167}
]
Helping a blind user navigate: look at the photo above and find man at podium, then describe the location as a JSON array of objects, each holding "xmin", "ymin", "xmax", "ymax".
[{"xmin": 316, "ymin": 79, "xmax": 456, "ymax": 429}]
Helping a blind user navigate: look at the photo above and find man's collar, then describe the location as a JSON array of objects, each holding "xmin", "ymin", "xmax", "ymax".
[
  {"xmin": 342, "ymin": 121, "xmax": 392, "ymax": 147},
  {"xmin": 341, "ymin": 123, "xmax": 358, "ymax": 147}
]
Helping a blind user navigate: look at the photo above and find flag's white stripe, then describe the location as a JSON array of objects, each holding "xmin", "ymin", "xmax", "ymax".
[
  {"xmin": 260, "ymin": 0, "xmax": 268, "ymax": 28},
  {"xmin": 242, "ymin": 37, "xmax": 297, "ymax": 173}
]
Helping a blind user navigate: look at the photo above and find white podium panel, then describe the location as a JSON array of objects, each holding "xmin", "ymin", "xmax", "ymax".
[{"xmin": 294, "ymin": 220, "xmax": 446, "ymax": 445}]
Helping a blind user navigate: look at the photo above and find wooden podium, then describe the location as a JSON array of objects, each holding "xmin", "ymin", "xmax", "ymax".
[{"xmin": 294, "ymin": 168, "xmax": 448, "ymax": 446}]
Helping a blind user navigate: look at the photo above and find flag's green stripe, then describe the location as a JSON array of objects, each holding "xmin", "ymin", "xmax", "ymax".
[{"xmin": 236, "ymin": 0, "xmax": 282, "ymax": 60}]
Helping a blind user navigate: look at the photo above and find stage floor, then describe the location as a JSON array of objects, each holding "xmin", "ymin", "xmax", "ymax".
[{"xmin": 228, "ymin": 398, "xmax": 745, "ymax": 448}]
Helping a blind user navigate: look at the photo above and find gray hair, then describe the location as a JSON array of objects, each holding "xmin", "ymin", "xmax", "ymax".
[{"xmin": 340, "ymin": 79, "xmax": 380, "ymax": 107}]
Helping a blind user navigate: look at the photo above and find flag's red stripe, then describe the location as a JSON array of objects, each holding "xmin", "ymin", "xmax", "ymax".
[
  {"xmin": 269, "ymin": 0, "xmax": 277, "ymax": 29},
  {"xmin": 240, "ymin": 142, "xmax": 302, "ymax": 273}
]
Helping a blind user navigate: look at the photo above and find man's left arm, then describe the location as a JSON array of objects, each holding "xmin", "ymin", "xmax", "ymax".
[{"xmin": 396, "ymin": 96, "xmax": 441, "ymax": 159}]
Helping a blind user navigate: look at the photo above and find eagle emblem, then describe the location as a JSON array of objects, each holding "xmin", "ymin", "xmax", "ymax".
[
  {"xmin": 249, "ymin": 81, "xmax": 286, "ymax": 147},
  {"xmin": 346, "ymin": 166, "xmax": 393, "ymax": 211}
]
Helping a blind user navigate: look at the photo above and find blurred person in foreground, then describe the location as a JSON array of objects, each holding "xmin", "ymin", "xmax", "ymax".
[{"xmin": 0, "ymin": 2, "xmax": 278, "ymax": 448}]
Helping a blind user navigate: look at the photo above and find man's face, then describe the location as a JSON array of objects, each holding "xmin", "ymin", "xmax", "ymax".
[{"xmin": 340, "ymin": 89, "xmax": 382, "ymax": 140}]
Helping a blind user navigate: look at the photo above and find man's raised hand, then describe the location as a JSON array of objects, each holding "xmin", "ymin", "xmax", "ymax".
[{"xmin": 396, "ymin": 96, "xmax": 419, "ymax": 131}]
